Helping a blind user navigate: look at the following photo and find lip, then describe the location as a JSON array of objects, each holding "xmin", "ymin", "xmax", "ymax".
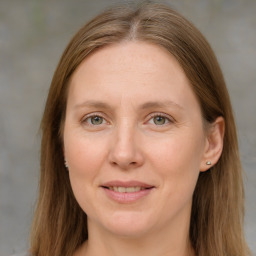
[
  {"xmin": 100, "ymin": 180, "xmax": 155, "ymax": 203},
  {"xmin": 101, "ymin": 180, "xmax": 154, "ymax": 188}
]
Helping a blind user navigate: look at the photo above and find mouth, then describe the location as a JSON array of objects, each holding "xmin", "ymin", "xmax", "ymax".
[
  {"xmin": 100, "ymin": 181, "xmax": 155, "ymax": 203},
  {"xmin": 102, "ymin": 186, "xmax": 153, "ymax": 193}
]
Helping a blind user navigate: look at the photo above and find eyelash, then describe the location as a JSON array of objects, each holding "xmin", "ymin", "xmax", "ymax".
[
  {"xmin": 81, "ymin": 113, "xmax": 107, "ymax": 126},
  {"xmin": 147, "ymin": 112, "xmax": 173, "ymax": 126},
  {"xmin": 81, "ymin": 112, "xmax": 174, "ymax": 127}
]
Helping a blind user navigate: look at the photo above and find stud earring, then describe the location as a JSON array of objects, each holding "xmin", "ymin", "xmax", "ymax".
[
  {"xmin": 206, "ymin": 161, "xmax": 212, "ymax": 165},
  {"xmin": 64, "ymin": 160, "xmax": 68, "ymax": 168}
]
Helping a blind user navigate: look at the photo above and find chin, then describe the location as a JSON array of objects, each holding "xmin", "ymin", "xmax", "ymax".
[{"xmin": 101, "ymin": 211, "xmax": 154, "ymax": 238}]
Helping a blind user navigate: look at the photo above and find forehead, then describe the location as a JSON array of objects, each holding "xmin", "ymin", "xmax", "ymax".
[
  {"xmin": 71, "ymin": 41, "xmax": 187, "ymax": 85},
  {"xmin": 68, "ymin": 41, "xmax": 200, "ymax": 113}
]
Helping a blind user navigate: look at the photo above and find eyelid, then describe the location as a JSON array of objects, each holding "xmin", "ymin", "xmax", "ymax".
[
  {"xmin": 80, "ymin": 111, "xmax": 174, "ymax": 125},
  {"xmin": 146, "ymin": 112, "xmax": 174, "ymax": 124},
  {"xmin": 81, "ymin": 112, "xmax": 109, "ymax": 125}
]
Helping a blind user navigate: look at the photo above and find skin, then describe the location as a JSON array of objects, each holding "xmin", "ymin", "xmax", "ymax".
[{"xmin": 63, "ymin": 41, "xmax": 224, "ymax": 256}]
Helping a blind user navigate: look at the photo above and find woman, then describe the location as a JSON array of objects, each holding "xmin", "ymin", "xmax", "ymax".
[{"xmin": 29, "ymin": 2, "xmax": 251, "ymax": 256}]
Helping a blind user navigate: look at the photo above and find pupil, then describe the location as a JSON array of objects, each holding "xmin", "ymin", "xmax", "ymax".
[
  {"xmin": 154, "ymin": 116, "xmax": 165, "ymax": 125},
  {"xmin": 92, "ymin": 116, "xmax": 102, "ymax": 125}
]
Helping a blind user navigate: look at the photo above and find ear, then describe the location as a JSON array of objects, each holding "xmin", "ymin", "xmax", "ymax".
[{"xmin": 200, "ymin": 116, "xmax": 225, "ymax": 172}]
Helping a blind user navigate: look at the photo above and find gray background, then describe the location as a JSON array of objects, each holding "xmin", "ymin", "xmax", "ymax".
[{"xmin": 0, "ymin": 0, "xmax": 255, "ymax": 255}]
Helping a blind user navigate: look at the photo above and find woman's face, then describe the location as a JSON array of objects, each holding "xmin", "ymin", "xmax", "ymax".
[{"xmin": 64, "ymin": 42, "xmax": 209, "ymax": 238}]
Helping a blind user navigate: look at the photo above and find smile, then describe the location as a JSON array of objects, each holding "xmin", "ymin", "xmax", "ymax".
[
  {"xmin": 107, "ymin": 186, "xmax": 148, "ymax": 193},
  {"xmin": 101, "ymin": 181, "xmax": 155, "ymax": 203}
]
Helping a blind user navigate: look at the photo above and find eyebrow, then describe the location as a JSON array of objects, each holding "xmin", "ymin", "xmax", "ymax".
[
  {"xmin": 140, "ymin": 101, "xmax": 184, "ymax": 111},
  {"xmin": 74, "ymin": 100, "xmax": 112, "ymax": 110},
  {"xmin": 74, "ymin": 100, "xmax": 184, "ymax": 111}
]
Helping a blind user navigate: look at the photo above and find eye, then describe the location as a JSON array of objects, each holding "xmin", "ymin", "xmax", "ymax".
[
  {"xmin": 148, "ymin": 114, "xmax": 172, "ymax": 126},
  {"xmin": 83, "ymin": 114, "xmax": 106, "ymax": 126},
  {"xmin": 153, "ymin": 116, "xmax": 167, "ymax": 125}
]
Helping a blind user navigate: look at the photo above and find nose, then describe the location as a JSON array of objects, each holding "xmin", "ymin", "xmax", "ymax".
[{"xmin": 108, "ymin": 122, "xmax": 144, "ymax": 170}]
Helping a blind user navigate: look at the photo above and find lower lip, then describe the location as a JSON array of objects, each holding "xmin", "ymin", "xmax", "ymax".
[{"xmin": 102, "ymin": 187, "xmax": 154, "ymax": 203}]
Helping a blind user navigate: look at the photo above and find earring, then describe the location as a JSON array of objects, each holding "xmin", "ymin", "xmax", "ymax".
[
  {"xmin": 64, "ymin": 160, "xmax": 68, "ymax": 168},
  {"xmin": 206, "ymin": 161, "xmax": 212, "ymax": 165}
]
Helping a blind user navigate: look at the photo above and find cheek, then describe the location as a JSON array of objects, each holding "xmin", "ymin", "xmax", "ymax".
[
  {"xmin": 150, "ymin": 133, "xmax": 203, "ymax": 170},
  {"xmin": 147, "ymin": 132, "xmax": 204, "ymax": 193},
  {"xmin": 64, "ymin": 133, "xmax": 108, "ymax": 208},
  {"xmin": 64, "ymin": 133, "xmax": 108, "ymax": 212},
  {"xmin": 65, "ymin": 133, "xmax": 107, "ymax": 177}
]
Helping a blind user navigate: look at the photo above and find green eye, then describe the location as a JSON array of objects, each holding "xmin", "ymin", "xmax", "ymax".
[
  {"xmin": 148, "ymin": 114, "xmax": 171, "ymax": 126},
  {"xmin": 89, "ymin": 116, "xmax": 104, "ymax": 125},
  {"xmin": 153, "ymin": 116, "xmax": 167, "ymax": 125}
]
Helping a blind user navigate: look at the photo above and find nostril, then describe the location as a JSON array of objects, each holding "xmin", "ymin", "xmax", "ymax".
[
  {"xmin": 111, "ymin": 161, "xmax": 136, "ymax": 165},
  {"xmin": 108, "ymin": 146, "xmax": 144, "ymax": 169},
  {"xmin": 110, "ymin": 160, "xmax": 138, "ymax": 169}
]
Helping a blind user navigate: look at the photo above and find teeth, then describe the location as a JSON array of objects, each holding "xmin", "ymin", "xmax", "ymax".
[{"xmin": 110, "ymin": 186, "xmax": 144, "ymax": 193}]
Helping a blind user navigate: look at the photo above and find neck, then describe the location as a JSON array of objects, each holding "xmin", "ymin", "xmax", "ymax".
[{"xmin": 75, "ymin": 219, "xmax": 195, "ymax": 256}]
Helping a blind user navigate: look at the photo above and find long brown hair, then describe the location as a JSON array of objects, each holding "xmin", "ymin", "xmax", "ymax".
[{"xmin": 30, "ymin": 2, "xmax": 250, "ymax": 256}]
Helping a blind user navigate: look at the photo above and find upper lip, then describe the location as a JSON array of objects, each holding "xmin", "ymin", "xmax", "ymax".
[{"xmin": 101, "ymin": 180, "xmax": 155, "ymax": 189}]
